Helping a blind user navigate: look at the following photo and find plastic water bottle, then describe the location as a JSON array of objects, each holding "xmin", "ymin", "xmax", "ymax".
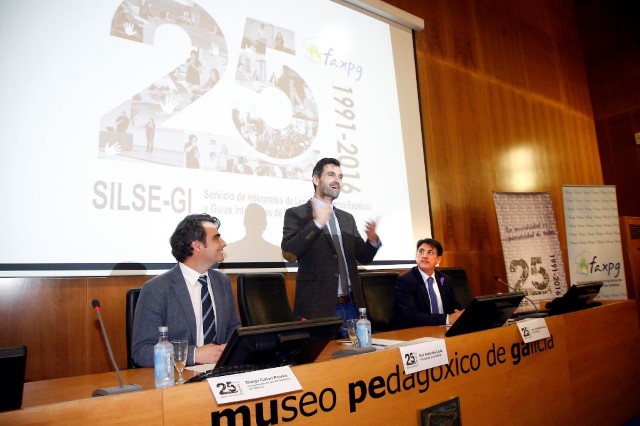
[
  {"xmin": 154, "ymin": 326, "xmax": 174, "ymax": 388},
  {"xmin": 356, "ymin": 308, "xmax": 372, "ymax": 348}
]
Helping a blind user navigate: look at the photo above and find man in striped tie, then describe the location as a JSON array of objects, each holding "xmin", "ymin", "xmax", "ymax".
[{"xmin": 132, "ymin": 214, "xmax": 241, "ymax": 367}]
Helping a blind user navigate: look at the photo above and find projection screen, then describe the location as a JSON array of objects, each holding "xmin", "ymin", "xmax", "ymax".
[{"xmin": 0, "ymin": 0, "xmax": 429, "ymax": 276}]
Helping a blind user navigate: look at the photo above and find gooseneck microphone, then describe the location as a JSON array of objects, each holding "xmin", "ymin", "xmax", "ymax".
[
  {"xmin": 493, "ymin": 275, "xmax": 540, "ymax": 311},
  {"xmin": 91, "ymin": 299, "xmax": 143, "ymax": 396}
]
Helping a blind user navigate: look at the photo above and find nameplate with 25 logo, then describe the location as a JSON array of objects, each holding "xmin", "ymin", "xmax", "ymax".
[
  {"xmin": 517, "ymin": 318, "xmax": 551, "ymax": 343},
  {"xmin": 399, "ymin": 338, "xmax": 449, "ymax": 374}
]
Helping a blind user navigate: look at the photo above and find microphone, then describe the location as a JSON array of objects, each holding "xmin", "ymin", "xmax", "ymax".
[
  {"xmin": 91, "ymin": 299, "xmax": 143, "ymax": 396},
  {"xmin": 493, "ymin": 275, "xmax": 542, "ymax": 312}
]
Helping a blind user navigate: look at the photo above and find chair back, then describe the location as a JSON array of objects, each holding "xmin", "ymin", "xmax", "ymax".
[
  {"xmin": 359, "ymin": 272, "xmax": 399, "ymax": 332},
  {"xmin": 438, "ymin": 267, "xmax": 474, "ymax": 309},
  {"xmin": 0, "ymin": 345, "xmax": 27, "ymax": 412},
  {"xmin": 126, "ymin": 287, "xmax": 141, "ymax": 369},
  {"xmin": 237, "ymin": 273, "xmax": 294, "ymax": 326}
]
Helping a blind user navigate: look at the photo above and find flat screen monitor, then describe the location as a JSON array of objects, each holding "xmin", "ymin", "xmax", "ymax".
[
  {"xmin": 445, "ymin": 292, "xmax": 525, "ymax": 337},
  {"xmin": 0, "ymin": 345, "xmax": 27, "ymax": 412},
  {"xmin": 545, "ymin": 281, "xmax": 603, "ymax": 316},
  {"xmin": 217, "ymin": 317, "xmax": 343, "ymax": 367}
]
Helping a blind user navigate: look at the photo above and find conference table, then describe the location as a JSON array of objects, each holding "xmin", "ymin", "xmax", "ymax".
[{"xmin": 3, "ymin": 300, "xmax": 639, "ymax": 425}]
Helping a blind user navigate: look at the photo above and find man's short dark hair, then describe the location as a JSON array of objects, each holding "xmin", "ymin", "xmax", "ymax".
[
  {"xmin": 312, "ymin": 157, "xmax": 340, "ymax": 190},
  {"xmin": 170, "ymin": 214, "xmax": 221, "ymax": 262},
  {"xmin": 416, "ymin": 238, "xmax": 443, "ymax": 256}
]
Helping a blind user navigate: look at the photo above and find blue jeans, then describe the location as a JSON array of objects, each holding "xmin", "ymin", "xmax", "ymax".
[{"xmin": 335, "ymin": 300, "xmax": 358, "ymax": 338}]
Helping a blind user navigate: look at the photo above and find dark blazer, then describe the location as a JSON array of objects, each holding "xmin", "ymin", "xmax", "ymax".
[
  {"xmin": 282, "ymin": 200, "xmax": 379, "ymax": 319},
  {"xmin": 393, "ymin": 267, "xmax": 462, "ymax": 328},
  {"xmin": 132, "ymin": 264, "xmax": 241, "ymax": 367}
]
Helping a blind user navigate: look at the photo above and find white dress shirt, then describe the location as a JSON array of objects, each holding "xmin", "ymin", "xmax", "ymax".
[{"xmin": 179, "ymin": 262, "xmax": 218, "ymax": 346}]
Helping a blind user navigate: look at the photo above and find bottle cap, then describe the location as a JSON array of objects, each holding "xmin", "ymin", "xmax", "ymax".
[{"xmin": 159, "ymin": 326, "xmax": 168, "ymax": 332}]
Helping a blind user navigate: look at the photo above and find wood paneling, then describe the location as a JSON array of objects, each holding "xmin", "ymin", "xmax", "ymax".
[
  {"xmin": 553, "ymin": 1, "xmax": 593, "ymax": 115},
  {"xmin": 473, "ymin": 0, "xmax": 527, "ymax": 87},
  {"xmin": 412, "ymin": 0, "xmax": 602, "ymax": 297},
  {"xmin": 392, "ymin": 0, "xmax": 608, "ymax": 294},
  {"xmin": 0, "ymin": 278, "xmax": 86, "ymax": 381},
  {"xmin": 595, "ymin": 112, "xmax": 640, "ymax": 216},
  {"xmin": 575, "ymin": 0, "xmax": 640, "ymax": 216},
  {"xmin": 86, "ymin": 276, "xmax": 149, "ymax": 374}
]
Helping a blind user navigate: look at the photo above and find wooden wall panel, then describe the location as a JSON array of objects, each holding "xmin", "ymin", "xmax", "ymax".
[
  {"xmin": 595, "ymin": 112, "xmax": 640, "ymax": 216},
  {"xmin": 472, "ymin": 0, "xmax": 528, "ymax": 87},
  {"xmin": 576, "ymin": 0, "xmax": 640, "ymax": 118},
  {"xmin": 552, "ymin": 1, "xmax": 593, "ymax": 115},
  {"xmin": 575, "ymin": 0, "xmax": 640, "ymax": 217},
  {"xmin": 485, "ymin": 82, "xmax": 534, "ymax": 192},
  {"xmin": 0, "ymin": 278, "xmax": 86, "ymax": 381},
  {"xmin": 414, "ymin": 0, "xmax": 479, "ymax": 69},
  {"xmin": 516, "ymin": 9, "xmax": 563, "ymax": 101},
  {"xmin": 421, "ymin": 61, "xmax": 499, "ymax": 252},
  {"xmin": 86, "ymin": 276, "xmax": 149, "ymax": 375},
  {"xmin": 410, "ymin": 0, "xmax": 601, "ymax": 292}
]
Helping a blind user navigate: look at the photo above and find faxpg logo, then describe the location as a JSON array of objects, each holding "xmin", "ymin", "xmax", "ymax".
[{"xmin": 576, "ymin": 251, "xmax": 621, "ymax": 277}]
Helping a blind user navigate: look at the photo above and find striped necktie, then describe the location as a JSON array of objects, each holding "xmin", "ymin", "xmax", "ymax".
[
  {"xmin": 199, "ymin": 275, "xmax": 216, "ymax": 344},
  {"xmin": 426, "ymin": 276, "xmax": 440, "ymax": 314},
  {"xmin": 328, "ymin": 212, "xmax": 349, "ymax": 296}
]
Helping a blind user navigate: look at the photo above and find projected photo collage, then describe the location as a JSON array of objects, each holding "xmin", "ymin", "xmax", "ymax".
[{"xmin": 99, "ymin": 0, "xmax": 319, "ymax": 180}]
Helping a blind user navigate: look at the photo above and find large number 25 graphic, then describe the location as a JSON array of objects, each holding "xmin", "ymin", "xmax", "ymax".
[
  {"xmin": 509, "ymin": 257, "xmax": 550, "ymax": 293},
  {"xmin": 99, "ymin": 0, "xmax": 318, "ymax": 169}
]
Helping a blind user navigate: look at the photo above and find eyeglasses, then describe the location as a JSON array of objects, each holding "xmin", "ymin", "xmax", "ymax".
[{"xmin": 417, "ymin": 248, "xmax": 437, "ymax": 256}]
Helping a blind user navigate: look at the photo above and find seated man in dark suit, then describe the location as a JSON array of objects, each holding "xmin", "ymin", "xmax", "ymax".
[
  {"xmin": 132, "ymin": 214, "xmax": 241, "ymax": 367},
  {"xmin": 394, "ymin": 238, "xmax": 464, "ymax": 328}
]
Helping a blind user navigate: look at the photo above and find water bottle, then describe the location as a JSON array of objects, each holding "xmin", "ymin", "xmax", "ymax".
[
  {"xmin": 154, "ymin": 326, "xmax": 174, "ymax": 388},
  {"xmin": 356, "ymin": 308, "xmax": 372, "ymax": 348}
]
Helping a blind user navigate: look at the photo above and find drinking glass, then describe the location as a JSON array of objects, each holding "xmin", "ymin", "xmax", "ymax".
[
  {"xmin": 346, "ymin": 319, "xmax": 359, "ymax": 347},
  {"xmin": 171, "ymin": 340, "xmax": 188, "ymax": 384}
]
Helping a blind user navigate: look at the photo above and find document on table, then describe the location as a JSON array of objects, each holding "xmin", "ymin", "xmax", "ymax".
[
  {"xmin": 186, "ymin": 363, "xmax": 215, "ymax": 373},
  {"xmin": 373, "ymin": 336, "xmax": 441, "ymax": 348},
  {"xmin": 371, "ymin": 338, "xmax": 405, "ymax": 347}
]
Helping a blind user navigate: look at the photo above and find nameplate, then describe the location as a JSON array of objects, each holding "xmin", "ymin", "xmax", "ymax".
[
  {"xmin": 399, "ymin": 339, "xmax": 448, "ymax": 374},
  {"xmin": 208, "ymin": 366, "xmax": 302, "ymax": 405},
  {"xmin": 517, "ymin": 317, "xmax": 551, "ymax": 343}
]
